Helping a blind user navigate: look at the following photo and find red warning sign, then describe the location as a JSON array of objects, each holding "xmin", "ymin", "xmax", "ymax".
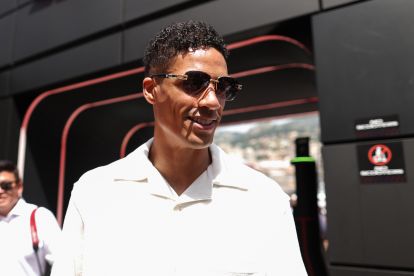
[
  {"xmin": 367, "ymin": 144, "xmax": 392, "ymax": 166},
  {"xmin": 358, "ymin": 141, "xmax": 406, "ymax": 183}
]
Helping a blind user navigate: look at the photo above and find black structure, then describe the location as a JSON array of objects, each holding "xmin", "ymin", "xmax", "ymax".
[
  {"xmin": 292, "ymin": 137, "xmax": 329, "ymax": 276},
  {"xmin": 314, "ymin": 0, "xmax": 414, "ymax": 275},
  {"xmin": 1, "ymin": 1, "xmax": 413, "ymax": 275}
]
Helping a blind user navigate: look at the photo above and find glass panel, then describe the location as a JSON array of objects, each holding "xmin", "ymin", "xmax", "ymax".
[{"xmin": 215, "ymin": 112, "xmax": 324, "ymax": 203}]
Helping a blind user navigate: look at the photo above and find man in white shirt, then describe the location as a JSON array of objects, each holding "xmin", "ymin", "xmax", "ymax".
[
  {"xmin": 51, "ymin": 20, "xmax": 307, "ymax": 276},
  {"xmin": 0, "ymin": 160, "xmax": 61, "ymax": 276}
]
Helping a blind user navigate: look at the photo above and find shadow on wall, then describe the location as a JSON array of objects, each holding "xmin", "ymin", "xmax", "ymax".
[{"xmin": 29, "ymin": 0, "xmax": 69, "ymax": 14}]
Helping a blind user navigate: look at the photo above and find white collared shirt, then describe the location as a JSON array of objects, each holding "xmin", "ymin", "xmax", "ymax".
[
  {"xmin": 52, "ymin": 139, "xmax": 307, "ymax": 276},
  {"xmin": 0, "ymin": 199, "xmax": 62, "ymax": 276}
]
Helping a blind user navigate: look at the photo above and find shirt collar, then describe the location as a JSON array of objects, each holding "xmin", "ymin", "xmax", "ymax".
[
  {"xmin": 112, "ymin": 138, "xmax": 154, "ymax": 182},
  {"xmin": 113, "ymin": 139, "xmax": 249, "ymax": 196},
  {"xmin": 209, "ymin": 143, "xmax": 249, "ymax": 191}
]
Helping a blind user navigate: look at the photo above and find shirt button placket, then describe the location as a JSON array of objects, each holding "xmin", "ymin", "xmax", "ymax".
[{"xmin": 170, "ymin": 202, "xmax": 183, "ymax": 274}]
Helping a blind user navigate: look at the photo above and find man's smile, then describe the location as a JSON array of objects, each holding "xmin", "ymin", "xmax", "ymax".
[{"xmin": 189, "ymin": 116, "xmax": 217, "ymax": 126}]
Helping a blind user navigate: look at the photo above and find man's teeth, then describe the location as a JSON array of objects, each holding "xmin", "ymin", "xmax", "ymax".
[{"xmin": 191, "ymin": 117, "xmax": 214, "ymax": 125}]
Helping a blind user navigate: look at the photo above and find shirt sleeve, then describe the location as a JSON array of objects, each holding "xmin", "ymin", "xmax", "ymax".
[{"xmin": 50, "ymin": 191, "xmax": 84, "ymax": 276}]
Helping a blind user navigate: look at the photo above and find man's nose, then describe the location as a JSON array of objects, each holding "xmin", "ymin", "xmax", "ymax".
[{"xmin": 197, "ymin": 84, "xmax": 222, "ymax": 109}]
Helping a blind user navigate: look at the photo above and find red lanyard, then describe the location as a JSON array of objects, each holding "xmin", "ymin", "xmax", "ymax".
[
  {"xmin": 30, "ymin": 207, "xmax": 46, "ymax": 275},
  {"xmin": 30, "ymin": 208, "xmax": 39, "ymax": 251}
]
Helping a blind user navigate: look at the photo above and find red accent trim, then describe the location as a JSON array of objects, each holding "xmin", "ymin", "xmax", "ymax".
[
  {"xmin": 224, "ymin": 97, "xmax": 318, "ymax": 116},
  {"xmin": 21, "ymin": 67, "xmax": 145, "ymax": 131},
  {"xmin": 120, "ymin": 122, "xmax": 154, "ymax": 158},
  {"xmin": 30, "ymin": 208, "xmax": 39, "ymax": 250},
  {"xmin": 227, "ymin": 34, "xmax": 311, "ymax": 54},
  {"xmin": 18, "ymin": 67, "xmax": 145, "ymax": 180},
  {"xmin": 57, "ymin": 93, "xmax": 144, "ymax": 224},
  {"xmin": 230, "ymin": 63, "xmax": 314, "ymax": 79}
]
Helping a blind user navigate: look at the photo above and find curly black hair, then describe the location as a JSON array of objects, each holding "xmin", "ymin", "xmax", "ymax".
[{"xmin": 143, "ymin": 20, "xmax": 229, "ymax": 76}]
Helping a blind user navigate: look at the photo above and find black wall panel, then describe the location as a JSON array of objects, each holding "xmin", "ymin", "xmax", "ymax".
[
  {"xmin": 124, "ymin": 0, "xmax": 188, "ymax": 22},
  {"xmin": 322, "ymin": 0, "xmax": 360, "ymax": 9},
  {"xmin": 323, "ymin": 138, "xmax": 414, "ymax": 270},
  {"xmin": 330, "ymin": 266, "xmax": 414, "ymax": 276},
  {"xmin": 0, "ymin": 1, "xmax": 17, "ymax": 16},
  {"xmin": 0, "ymin": 70, "xmax": 10, "ymax": 97},
  {"xmin": 313, "ymin": 0, "xmax": 414, "ymax": 143},
  {"xmin": 0, "ymin": 0, "xmax": 319, "ymax": 93},
  {"xmin": 23, "ymin": 147, "xmax": 52, "ymax": 210},
  {"xmin": 11, "ymin": 33, "xmax": 122, "ymax": 93},
  {"xmin": 0, "ymin": 97, "xmax": 20, "ymax": 161},
  {"xmin": 0, "ymin": 15, "xmax": 14, "ymax": 68},
  {"xmin": 123, "ymin": 0, "xmax": 319, "ymax": 63},
  {"xmin": 14, "ymin": 0, "xmax": 122, "ymax": 61}
]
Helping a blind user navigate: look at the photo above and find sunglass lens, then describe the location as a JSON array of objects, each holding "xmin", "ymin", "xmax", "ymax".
[
  {"xmin": 183, "ymin": 71, "xmax": 210, "ymax": 95},
  {"xmin": 0, "ymin": 181, "xmax": 13, "ymax": 191},
  {"xmin": 218, "ymin": 77, "xmax": 239, "ymax": 101}
]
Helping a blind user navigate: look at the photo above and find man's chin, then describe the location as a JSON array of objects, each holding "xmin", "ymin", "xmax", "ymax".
[{"xmin": 186, "ymin": 136, "xmax": 213, "ymax": 149}]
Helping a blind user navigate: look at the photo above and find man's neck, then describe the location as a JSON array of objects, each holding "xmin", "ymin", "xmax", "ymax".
[{"xmin": 148, "ymin": 139, "xmax": 212, "ymax": 196}]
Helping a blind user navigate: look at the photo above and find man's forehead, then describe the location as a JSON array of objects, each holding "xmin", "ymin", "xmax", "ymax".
[{"xmin": 0, "ymin": 171, "xmax": 15, "ymax": 179}]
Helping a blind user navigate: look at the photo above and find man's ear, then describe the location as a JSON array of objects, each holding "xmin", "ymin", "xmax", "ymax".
[
  {"xmin": 143, "ymin": 77, "xmax": 156, "ymax": 105},
  {"xmin": 17, "ymin": 180, "xmax": 23, "ymax": 197}
]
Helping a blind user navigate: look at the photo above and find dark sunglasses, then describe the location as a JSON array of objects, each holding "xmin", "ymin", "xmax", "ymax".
[
  {"xmin": 0, "ymin": 181, "xmax": 16, "ymax": 191},
  {"xmin": 151, "ymin": 70, "xmax": 242, "ymax": 101}
]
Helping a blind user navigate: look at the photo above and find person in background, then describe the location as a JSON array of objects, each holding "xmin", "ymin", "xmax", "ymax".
[
  {"xmin": 0, "ymin": 160, "xmax": 61, "ymax": 276},
  {"xmin": 51, "ymin": 20, "xmax": 306, "ymax": 276}
]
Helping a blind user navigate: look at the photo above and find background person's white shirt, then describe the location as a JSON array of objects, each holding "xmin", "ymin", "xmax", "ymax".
[{"xmin": 0, "ymin": 199, "xmax": 61, "ymax": 276}]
